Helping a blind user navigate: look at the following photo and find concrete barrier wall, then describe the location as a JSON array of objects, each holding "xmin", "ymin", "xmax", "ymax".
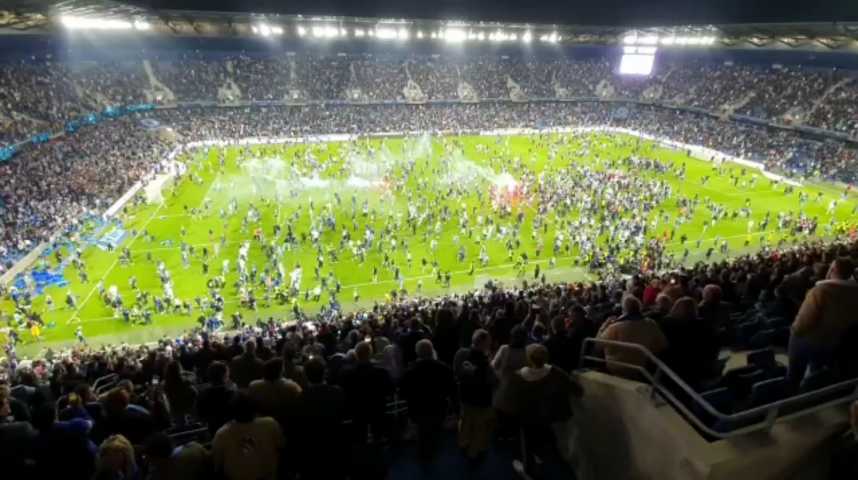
[{"xmin": 572, "ymin": 370, "xmax": 846, "ymax": 480}]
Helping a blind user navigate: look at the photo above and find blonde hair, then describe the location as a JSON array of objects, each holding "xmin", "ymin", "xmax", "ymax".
[{"xmin": 97, "ymin": 434, "xmax": 137, "ymax": 478}]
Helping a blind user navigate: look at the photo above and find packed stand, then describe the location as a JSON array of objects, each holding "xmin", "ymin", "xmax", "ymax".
[
  {"xmin": 806, "ymin": 79, "xmax": 858, "ymax": 137},
  {"xmin": 2, "ymin": 235, "xmax": 857, "ymax": 477},
  {"xmin": 0, "ymin": 117, "xmax": 171, "ymax": 259}
]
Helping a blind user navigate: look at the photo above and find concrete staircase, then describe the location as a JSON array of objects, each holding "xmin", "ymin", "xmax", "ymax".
[
  {"xmin": 142, "ymin": 60, "xmax": 176, "ymax": 103},
  {"xmin": 720, "ymin": 91, "xmax": 756, "ymax": 118},
  {"xmin": 506, "ymin": 75, "xmax": 527, "ymax": 101},
  {"xmin": 798, "ymin": 76, "xmax": 855, "ymax": 125},
  {"xmin": 595, "ymin": 79, "xmax": 616, "ymax": 98},
  {"xmin": 455, "ymin": 66, "xmax": 479, "ymax": 102},
  {"xmin": 284, "ymin": 59, "xmax": 306, "ymax": 103},
  {"xmin": 402, "ymin": 62, "xmax": 427, "ymax": 103},
  {"xmin": 345, "ymin": 62, "xmax": 367, "ymax": 102},
  {"xmin": 217, "ymin": 61, "xmax": 243, "ymax": 103},
  {"xmin": 67, "ymin": 72, "xmax": 107, "ymax": 110}
]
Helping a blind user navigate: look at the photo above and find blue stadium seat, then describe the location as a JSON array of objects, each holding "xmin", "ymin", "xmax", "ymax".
[
  {"xmin": 734, "ymin": 321, "xmax": 761, "ymax": 349},
  {"xmin": 749, "ymin": 377, "xmax": 792, "ymax": 407},
  {"xmin": 701, "ymin": 387, "xmax": 733, "ymax": 414},
  {"xmin": 747, "ymin": 348, "xmax": 776, "ymax": 369}
]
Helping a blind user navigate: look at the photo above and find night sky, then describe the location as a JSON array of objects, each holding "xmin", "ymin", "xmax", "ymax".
[{"xmin": 137, "ymin": 0, "xmax": 858, "ymax": 26}]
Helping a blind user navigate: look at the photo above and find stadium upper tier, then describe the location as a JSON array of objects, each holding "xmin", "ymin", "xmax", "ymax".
[{"xmin": 1, "ymin": 54, "xmax": 858, "ymax": 146}]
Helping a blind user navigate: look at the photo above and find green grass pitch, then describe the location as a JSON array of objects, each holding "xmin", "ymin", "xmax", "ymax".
[{"xmin": 4, "ymin": 132, "xmax": 856, "ymax": 357}]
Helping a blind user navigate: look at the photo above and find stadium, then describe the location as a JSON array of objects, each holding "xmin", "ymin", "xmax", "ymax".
[{"xmin": 2, "ymin": 0, "xmax": 858, "ymax": 478}]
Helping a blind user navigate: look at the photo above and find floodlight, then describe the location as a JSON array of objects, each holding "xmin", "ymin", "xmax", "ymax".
[
  {"xmin": 297, "ymin": 26, "xmax": 307, "ymax": 37},
  {"xmin": 478, "ymin": 32, "xmax": 485, "ymax": 41},
  {"xmin": 311, "ymin": 25, "xmax": 339, "ymax": 38},
  {"xmin": 522, "ymin": 32, "xmax": 532, "ymax": 43},
  {"xmin": 355, "ymin": 28, "xmax": 365, "ymax": 37},
  {"xmin": 623, "ymin": 34, "xmax": 637, "ymax": 45},
  {"xmin": 376, "ymin": 27, "xmax": 398, "ymax": 39},
  {"xmin": 397, "ymin": 28, "xmax": 409, "ymax": 40},
  {"xmin": 443, "ymin": 28, "xmax": 467, "ymax": 43},
  {"xmin": 133, "ymin": 20, "xmax": 150, "ymax": 31},
  {"xmin": 417, "ymin": 31, "xmax": 423, "ymax": 38},
  {"xmin": 619, "ymin": 53, "xmax": 655, "ymax": 75},
  {"xmin": 60, "ymin": 15, "xmax": 133, "ymax": 30}
]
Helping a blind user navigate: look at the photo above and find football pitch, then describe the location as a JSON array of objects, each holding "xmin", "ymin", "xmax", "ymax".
[{"xmin": 4, "ymin": 132, "xmax": 857, "ymax": 356}]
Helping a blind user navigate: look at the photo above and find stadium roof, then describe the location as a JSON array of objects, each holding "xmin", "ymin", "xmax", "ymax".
[{"xmin": 3, "ymin": 0, "xmax": 858, "ymax": 52}]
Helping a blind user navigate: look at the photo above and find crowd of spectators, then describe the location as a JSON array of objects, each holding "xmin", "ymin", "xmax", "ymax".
[
  {"xmin": 2, "ymin": 229, "xmax": 856, "ymax": 477},
  {"xmin": 0, "ymin": 117, "xmax": 171, "ymax": 261},
  {"xmin": 3, "ymin": 54, "xmax": 858, "ymax": 147}
]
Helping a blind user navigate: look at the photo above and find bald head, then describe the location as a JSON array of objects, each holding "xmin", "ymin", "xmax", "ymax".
[
  {"xmin": 621, "ymin": 294, "xmax": 642, "ymax": 316},
  {"xmin": 415, "ymin": 339, "xmax": 434, "ymax": 360}
]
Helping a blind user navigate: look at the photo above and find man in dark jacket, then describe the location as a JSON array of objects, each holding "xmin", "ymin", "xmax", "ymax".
[
  {"xmin": 509, "ymin": 344, "xmax": 583, "ymax": 477},
  {"xmin": 543, "ymin": 316, "xmax": 577, "ymax": 373},
  {"xmin": 399, "ymin": 339, "xmax": 456, "ymax": 461},
  {"xmin": 453, "ymin": 329, "xmax": 497, "ymax": 459},
  {"xmin": 297, "ymin": 357, "xmax": 347, "ymax": 480},
  {"xmin": 229, "ymin": 340, "xmax": 264, "ymax": 389},
  {"xmin": 195, "ymin": 362, "xmax": 237, "ymax": 437},
  {"xmin": 339, "ymin": 341, "xmax": 394, "ymax": 442}
]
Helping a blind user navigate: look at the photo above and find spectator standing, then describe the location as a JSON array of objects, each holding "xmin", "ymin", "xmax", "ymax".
[
  {"xmin": 454, "ymin": 329, "xmax": 497, "ymax": 460},
  {"xmin": 660, "ymin": 297, "xmax": 720, "ymax": 386},
  {"xmin": 229, "ymin": 340, "xmax": 263, "ymax": 389},
  {"xmin": 339, "ymin": 341, "xmax": 395, "ymax": 442},
  {"xmin": 31, "ymin": 403, "xmax": 97, "ymax": 480},
  {"xmin": 493, "ymin": 324, "xmax": 529, "ymax": 438},
  {"xmin": 596, "ymin": 295, "xmax": 669, "ymax": 378},
  {"xmin": 247, "ymin": 358, "xmax": 302, "ymax": 429},
  {"xmin": 213, "ymin": 393, "xmax": 284, "ymax": 480},
  {"xmin": 789, "ymin": 257, "xmax": 858, "ymax": 384},
  {"xmin": 508, "ymin": 344, "xmax": 583, "ymax": 478},
  {"xmin": 399, "ymin": 339, "xmax": 456, "ymax": 462},
  {"xmin": 194, "ymin": 361, "xmax": 237, "ymax": 437},
  {"xmin": 296, "ymin": 357, "xmax": 347, "ymax": 480},
  {"xmin": 163, "ymin": 360, "xmax": 197, "ymax": 427},
  {"xmin": 543, "ymin": 316, "xmax": 578, "ymax": 373}
]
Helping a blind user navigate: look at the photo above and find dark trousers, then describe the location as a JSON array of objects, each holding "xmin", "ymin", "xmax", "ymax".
[
  {"xmin": 519, "ymin": 423, "xmax": 555, "ymax": 476},
  {"xmin": 787, "ymin": 335, "xmax": 834, "ymax": 385},
  {"xmin": 413, "ymin": 414, "xmax": 445, "ymax": 461}
]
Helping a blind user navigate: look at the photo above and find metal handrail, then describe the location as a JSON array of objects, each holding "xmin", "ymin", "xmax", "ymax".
[{"xmin": 580, "ymin": 338, "xmax": 858, "ymax": 439}]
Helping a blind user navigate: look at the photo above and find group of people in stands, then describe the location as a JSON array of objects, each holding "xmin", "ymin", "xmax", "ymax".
[
  {"xmin": 3, "ymin": 54, "xmax": 858, "ymax": 141},
  {"xmin": 2, "ymin": 235, "xmax": 856, "ymax": 478}
]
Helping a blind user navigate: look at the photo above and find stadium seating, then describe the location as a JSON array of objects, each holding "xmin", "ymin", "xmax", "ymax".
[{"xmin": 3, "ymin": 43, "xmax": 858, "ymax": 480}]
